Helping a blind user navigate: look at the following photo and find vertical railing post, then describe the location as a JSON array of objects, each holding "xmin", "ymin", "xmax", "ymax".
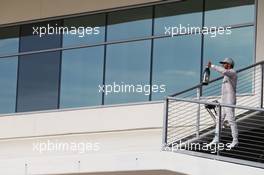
[
  {"xmin": 162, "ymin": 97, "xmax": 169, "ymax": 148},
  {"xmin": 196, "ymin": 87, "xmax": 201, "ymax": 138},
  {"xmin": 260, "ymin": 64, "xmax": 264, "ymax": 108},
  {"xmin": 217, "ymin": 104, "xmax": 222, "ymax": 156}
]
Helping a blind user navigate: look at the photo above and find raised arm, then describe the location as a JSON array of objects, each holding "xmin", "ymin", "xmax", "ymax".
[{"xmin": 211, "ymin": 64, "xmax": 236, "ymax": 77}]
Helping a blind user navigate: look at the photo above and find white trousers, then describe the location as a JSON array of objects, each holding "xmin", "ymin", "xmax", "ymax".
[{"xmin": 214, "ymin": 106, "xmax": 238, "ymax": 141}]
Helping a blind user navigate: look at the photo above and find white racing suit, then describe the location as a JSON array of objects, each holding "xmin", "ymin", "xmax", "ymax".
[{"xmin": 211, "ymin": 65, "xmax": 238, "ymax": 142}]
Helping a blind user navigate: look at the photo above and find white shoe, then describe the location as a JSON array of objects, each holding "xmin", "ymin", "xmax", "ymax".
[
  {"xmin": 206, "ymin": 137, "xmax": 219, "ymax": 147},
  {"xmin": 227, "ymin": 140, "xmax": 238, "ymax": 149}
]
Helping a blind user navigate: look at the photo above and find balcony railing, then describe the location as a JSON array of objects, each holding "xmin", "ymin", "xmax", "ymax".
[{"xmin": 162, "ymin": 61, "xmax": 264, "ymax": 168}]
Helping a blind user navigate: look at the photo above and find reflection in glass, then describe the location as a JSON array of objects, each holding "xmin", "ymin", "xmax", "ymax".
[
  {"xmin": 203, "ymin": 27, "xmax": 254, "ymax": 79},
  {"xmin": 205, "ymin": 0, "xmax": 255, "ymax": 27},
  {"xmin": 203, "ymin": 27, "xmax": 254, "ymax": 95},
  {"xmin": 155, "ymin": 0, "xmax": 203, "ymax": 36},
  {"xmin": 107, "ymin": 7, "xmax": 152, "ymax": 41},
  {"xmin": 0, "ymin": 26, "xmax": 19, "ymax": 56},
  {"xmin": 16, "ymin": 52, "xmax": 61, "ymax": 112},
  {"xmin": 16, "ymin": 21, "xmax": 63, "ymax": 112},
  {"xmin": 152, "ymin": 34, "xmax": 202, "ymax": 100},
  {"xmin": 0, "ymin": 0, "xmax": 256, "ymax": 113},
  {"xmin": 20, "ymin": 20, "xmax": 62, "ymax": 52},
  {"xmin": 63, "ymin": 14, "xmax": 105, "ymax": 47},
  {"xmin": 60, "ymin": 46, "xmax": 104, "ymax": 108},
  {"xmin": 0, "ymin": 57, "xmax": 18, "ymax": 114},
  {"xmin": 105, "ymin": 41, "xmax": 151, "ymax": 104}
]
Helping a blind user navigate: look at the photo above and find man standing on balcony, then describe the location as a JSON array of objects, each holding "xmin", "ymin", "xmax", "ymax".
[{"xmin": 207, "ymin": 58, "xmax": 238, "ymax": 149}]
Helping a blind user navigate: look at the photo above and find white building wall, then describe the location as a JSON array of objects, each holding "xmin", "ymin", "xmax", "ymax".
[
  {"xmin": 0, "ymin": 0, "xmax": 263, "ymax": 174},
  {"xmin": 0, "ymin": 100, "xmax": 263, "ymax": 174}
]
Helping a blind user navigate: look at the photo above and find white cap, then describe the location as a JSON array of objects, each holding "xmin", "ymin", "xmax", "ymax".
[{"xmin": 219, "ymin": 57, "xmax": 234, "ymax": 67}]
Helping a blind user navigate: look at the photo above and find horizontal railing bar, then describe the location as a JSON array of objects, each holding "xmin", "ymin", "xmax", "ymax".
[
  {"xmin": 220, "ymin": 150, "xmax": 264, "ymax": 158},
  {"xmin": 219, "ymin": 139, "xmax": 264, "ymax": 149},
  {"xmin": 203, "ymin": 87, "xmax": 254, "ymax": 96},
  {"xmin": 203, "ymin": 78, "xmax": 261, "ymax": 93},
  {"xmin": 168, "ymin": 114, "xmax": 214, "ymax": 125},
  {"xmin": 168, "ymin": 114, "xmax": 212, "ymax": 126},
  {"xmin": 167, "ymin": 97, "xmax": 264, "ymax": 112}
]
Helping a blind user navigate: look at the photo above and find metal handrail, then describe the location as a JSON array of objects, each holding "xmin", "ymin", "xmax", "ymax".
[
  {"xmin": 167, "ymin": 96, "xmax": 264, "ymax": 113},
  {"xmin": 163, "ymin": 61, "xmax": 264, "ymax": 167},
  {"xmin": 169, "ymin": 60, "xmax": 264, "ymax": 97}
]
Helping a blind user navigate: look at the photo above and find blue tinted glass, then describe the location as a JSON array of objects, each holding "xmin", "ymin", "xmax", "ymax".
[
  {"xmin": 63, "ymin": 14, "xmax": 105, "ymax": 47},
  {"xmin": 155, "ymin": 0, "xmax": 203, "ymax": 36},
  {"xmin": 203, "ymin": 27, "xmax": 254, "ymax": 95},
  {"xmin": 203, "ymin": 27, "xmax": 254, "ymax": 79},
  {"xmin": 107, "ymin": 7, "xmax": 152, "ymax": 41},
  {"xmin": 60, "ymin": 46, "xmax": 104, "ymax": 108},
  {"xmin": 16, "ymin": 52, "xmax": 61, "ymax": 112},
  {"xmin": 0, "ymin": 57, "xmax": 18, "ymax": 114},
  {"xmin": 17, "ymin": 21, "xmax": 62, "ymax": 112},
  {"xmin": 20, "ymin": 20, "xmax": 62, "ymax": 51},
  {"xmin": 105, "ymin": 40, "xmax": 151, "ymax": 104},
  {"xmin": 152, "ymin": 34, "xmax": 202, "ymax": 100},
  {"xmin": 205, "ymin": 0, "xmax": 255, "ymax": 27},
  {"xmin": 0, "ymin": 26, "xmax": 19, "ymax": 55}
]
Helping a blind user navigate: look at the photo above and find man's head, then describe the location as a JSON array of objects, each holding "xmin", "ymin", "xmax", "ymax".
[{"xmin": 220, "ymin": 57, "xmax": 234, "ymax": 69}]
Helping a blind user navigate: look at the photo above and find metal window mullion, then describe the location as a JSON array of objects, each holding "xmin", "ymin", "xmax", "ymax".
[
  {"xmin": 57, "ymin": 19, "xmax": 64, "ymax": 109},
  {"xmin": 102, "ymin": 13, "xmax": 108, "ymax": 105},
  {"xmin": 149, "ymin": 5, "xmax": 155, "ymax": 101},
  {"xmin": 15, "ymin": 25, "xmax": 22, "ymax": 112}
]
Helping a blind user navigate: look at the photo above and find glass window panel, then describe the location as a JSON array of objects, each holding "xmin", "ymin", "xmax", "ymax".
[
  {"xmin": 205, "ymin": 0, "xmax": 255, "ymax": 27},
  {"xmin": 203, "ymin": 27, "xmax": 255, "ymax": 95},
  {"xmin": 17, "ymin": 21, "xmax": 63, "ymax": 112},
  {"xmin": 60, "ymin": 46, "xmax": 104, "ymax": 108},
  {"xmin": 0, "ymin": 57, "xmax": 18, "ymax": 114},
  {"xmin": 105, "ymin": 40, "xmax": 151, "ymax": 104},
  {"xmin": 20, "ymin": 20, "xmax": 62, "ymax": 51},
  {"xmin": 107, "ymin": 7, "xmax": 152, "ymax": 41},
  {"xmin": 203, "ymin": 27, "xmax": 254, "ymax": 78},
  {"xmin": 152, "ymin": 34, "xmax": 202, "ymax": 100},
  {"xmin": 155, "ymin": 0, "xmax": 203, "ymax": 36},
  {"xmin": 63, "ymin": 14, "xmax": 105, "ymax": 47},
  {"xmin": 16, "ymin": 51, "xmax": 61, "ymax": 112},
  {"xmin": 0, "ymin": 26, "xmax": 19, "ymax": 55}
]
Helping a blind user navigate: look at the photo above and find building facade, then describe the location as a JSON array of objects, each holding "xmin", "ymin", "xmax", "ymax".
[{"xmin": 0, "ymin": 0, "xmax": 264, "ymax": 174}]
